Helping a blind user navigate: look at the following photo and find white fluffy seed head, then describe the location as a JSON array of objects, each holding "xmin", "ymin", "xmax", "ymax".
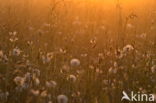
[
  {"xmin": 151, "ymin": 65, "xmax": 156, "ymax": 73},
  {"xmin": 123, "ymin": 44, "xmax": 134, "ymax": 53},
  {"xmin": 14, "ymin": 76, "xmax": 25, "ymax": 86},
  {"xmin": 68, "ymin": 75, "xmax": 77, "ymax": 82},
  {"xmin": 30, "ymin": 89, "xmax": 40, "ymax": 96},
  {"xmin": 70, "ymin": 58, "xmax": 80, "ymax": 67},
  {"xmin": 57, "ymin": 94, "xmax": 68, "ymax": 103},
  {"xmin": 12, "ymin": 47, "xmax": 21, "ymax": 56},
  {"xmin": 46, "ymin": 80, "xmax": 57, "ymax": 88}
]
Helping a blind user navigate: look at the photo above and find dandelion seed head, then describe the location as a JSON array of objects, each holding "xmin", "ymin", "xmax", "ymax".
[
  {"xmin": 123, "ymin": 44, "xmax": 134, "ymax": 53},
  {"xmin": 33, "ymin": 77, "xmax": 40, "ymax": 86},
  {"xmin": 57, "ymin": 94, "xmax": 68, "ymax": 103},
  {"xmin": 40, "ymin": 90, "xmax": 47, "ymax": 97},
  {"xmin": 30, "ymin": 89, "xmax": 40, "ymax": 96},
  {"xmin": 41, "ymin": 52, "xmax": 53, "ymax": 64},
  {"xmin": 46, "ymin": 80, "xmax": 57, "ymax": 88},
  {"xmin": 12, "ymin": 47, "xmax": 21, "ymax": 56},
  {"xmin": 151, "ymin": 65, "xmax": 156, "ymax": 73},
  {"xmin": 14, "ymin": 76, "xmax": 25, "ymax": 86},
  {"xmin": 68, "ymin": 75, "xmax": 77, "ymax": 82},
  {"xmin": 70, "ymin": 58, "xmax": 80, "ymax": 67}
]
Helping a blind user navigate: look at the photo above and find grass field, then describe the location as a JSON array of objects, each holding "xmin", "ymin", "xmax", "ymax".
[{"xmin": 0, "ymin": 0, "xmax": 156, "ymax": 103}]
